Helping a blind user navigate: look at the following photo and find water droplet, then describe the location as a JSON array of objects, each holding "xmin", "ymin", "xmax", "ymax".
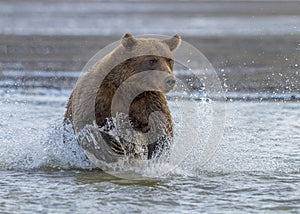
[
  {"xmin": 187, "ymin": 59, "xmax": 191, "ymax": 63},
  {"xmin": 223, "ymin": 79, "xmax": 228, "ymax": 88},
  {"xmin": 295, "ymin": 64, "xmax": 298, "ymax": 67}
]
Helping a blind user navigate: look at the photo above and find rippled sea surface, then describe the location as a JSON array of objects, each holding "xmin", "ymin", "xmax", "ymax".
[
  {"xmin": 0, "ymin": 0, "xmax": 299, "ymax": 36},
  {"xmin": 0, "ymin": 0, "xmax": 299, "ymax": 212},
  {"xmin": 0, "ymin": 72, "xmax": 299, "ymax": 213}
]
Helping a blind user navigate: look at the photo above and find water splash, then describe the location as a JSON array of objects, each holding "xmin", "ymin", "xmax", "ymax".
[
  {"xmin": 0, "ymin": 99, "xmax": 214, "ymax": 176},
  {"xmin": 40, "ymin": 122, "xmax": 94, "ymax": 170},
  {"xmin": 0, "ymin": 101, "xmax": 297, "ymax": 177},
  {"xmin": 0, "ymin": 120, "xmax": 93, "ymax": 170},
  {"xmin": 64, "ymin": 98, "xmax": 216, "ymax": 180},
  {"xmin": 0, "ymin": 79, "xmax": 222, "ymax": 177}
]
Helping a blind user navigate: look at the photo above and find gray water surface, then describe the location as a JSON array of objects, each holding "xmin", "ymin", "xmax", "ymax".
[
  {"xmin": 0, "ymin": 73, "xmax": 299, "ymax": 213},
  {"xmin": 0, "ymin": 1, "xmax": 300, "ymax": 212},
  {"xmin": 0, "ymin": 1, "xmax": 299, "ymax": 36}
]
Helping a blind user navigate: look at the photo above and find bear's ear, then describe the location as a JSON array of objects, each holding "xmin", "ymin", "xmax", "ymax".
[
  {"xmin": 121, "ymin": 33, "xmax": 137, "ymax": 50},
  {"xmin": 162, "ymin": 34, "xmax": 181, "ymax": 51}
]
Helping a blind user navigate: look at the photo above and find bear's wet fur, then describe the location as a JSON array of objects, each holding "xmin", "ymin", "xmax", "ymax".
[{"xmin": 65, "ymin": 33, "xmax": 181, "ymax": 160}]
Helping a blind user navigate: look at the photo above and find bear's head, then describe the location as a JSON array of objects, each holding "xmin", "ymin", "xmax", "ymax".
[{"xmin": 111, "ymin": 33, "xmax": 181, "ymax": 94}]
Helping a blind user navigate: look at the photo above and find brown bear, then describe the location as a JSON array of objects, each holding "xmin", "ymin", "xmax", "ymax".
[{"xmin": 64, "ymin": 33, "xmax": 181, "ymax": 164}]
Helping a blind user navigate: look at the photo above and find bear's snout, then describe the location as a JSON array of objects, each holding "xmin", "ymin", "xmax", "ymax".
[{"xmin": 164, "ymin": 76, "xmax": 176, "ymax": 89}]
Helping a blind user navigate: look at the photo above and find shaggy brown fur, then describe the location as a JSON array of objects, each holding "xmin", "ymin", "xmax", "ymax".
[{"xmin": 65, "ymin": 33, "xmax": 181, "ymax": 160}]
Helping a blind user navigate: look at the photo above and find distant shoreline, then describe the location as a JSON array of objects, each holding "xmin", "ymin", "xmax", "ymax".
[
  {"xmin": 1, "ymin": 69, "xmax": 300, "ymax": 102},
  {"xmin": 1, "ymin": 0, "xmax": 299, "ymax": 95},
  {"xmin": 1, "ymin": 34, "xmax": 299, "ymax": 95}
]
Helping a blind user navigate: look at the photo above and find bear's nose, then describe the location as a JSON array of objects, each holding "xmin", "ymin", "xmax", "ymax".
[{"xmin": 165, "ymin": 76, "xmax": 176, "ymax": 88}]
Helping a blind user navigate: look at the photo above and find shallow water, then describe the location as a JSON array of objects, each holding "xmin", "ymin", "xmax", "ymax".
[
  {"xmin": 0, "ymin": 72, "xmax": 299, "ymax": 213},
  {"xmin": 0, "ymin": 1, "xmax": 299, "ymax": 36},
  {"xmin": 1, "ymin": 0, "xmax": 299, "ymax": 212}
]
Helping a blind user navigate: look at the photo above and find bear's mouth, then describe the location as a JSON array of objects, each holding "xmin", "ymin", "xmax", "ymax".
[{"xmin": 164, "ymin": 76, "xmax": 176, "ymax": 92}]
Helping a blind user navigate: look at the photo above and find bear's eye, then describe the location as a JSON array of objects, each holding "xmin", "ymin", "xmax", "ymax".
[
  {"xmin": 148, "ymin": 58, "xmax": 158, "ymax": 66},
  {"xmin": 167, "ymin": 58, "xmax": 174, "ymax": 65}
]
